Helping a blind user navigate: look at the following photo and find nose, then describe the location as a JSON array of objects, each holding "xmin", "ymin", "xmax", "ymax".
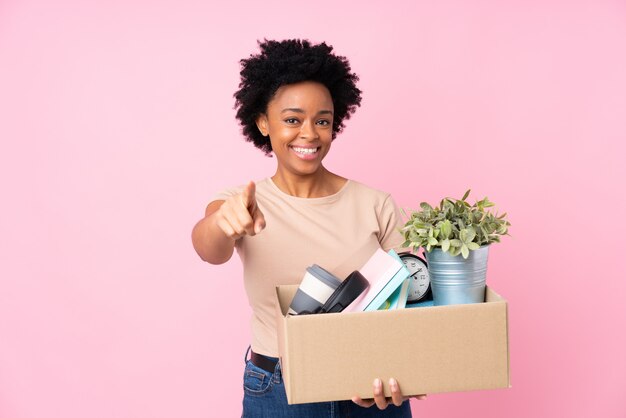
[{"xmin": 299, "ymin": 120, "xmax": 319, "ymax": 141}]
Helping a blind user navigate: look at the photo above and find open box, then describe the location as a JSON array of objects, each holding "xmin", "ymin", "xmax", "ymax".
[{"xmin": 275, "ymin": 284, "xmax": 510, "ymax": 404}]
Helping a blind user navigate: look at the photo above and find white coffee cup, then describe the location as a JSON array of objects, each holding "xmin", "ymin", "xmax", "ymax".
[{"xmin": 288, "ymin": 265, "xmax": 342, "ymax": 315}]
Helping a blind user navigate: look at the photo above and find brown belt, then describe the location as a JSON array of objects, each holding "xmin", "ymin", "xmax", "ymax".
[{"xmin": 250, "ymin": 350, "xmax": 278, "ymax": 373}]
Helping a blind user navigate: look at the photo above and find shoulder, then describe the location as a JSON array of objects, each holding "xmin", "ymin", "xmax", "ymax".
[
  {"xmin": 343, "ymin": 181, "xmax": 402, "ymax": 223},
  {"xmin": 344, "ymin": 180, "xmax": 394, "ymax": 203},
  {"xmin": 210, "ymin": 178, "xmax": 276, "ymax": 201},
  {"xmin": 211, "ymin": 184, "xmax": 245, "ymax": 202}
]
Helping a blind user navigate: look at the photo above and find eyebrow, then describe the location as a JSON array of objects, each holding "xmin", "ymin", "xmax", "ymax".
[{"xmin": 280, "ymin": 108, "xmax": 334, "ymax": 115}]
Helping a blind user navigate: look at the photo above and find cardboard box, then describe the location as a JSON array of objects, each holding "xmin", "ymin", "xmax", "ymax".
[{"xmin": 275, "ymin": 285, "xmax": 510, "ymax": 404}]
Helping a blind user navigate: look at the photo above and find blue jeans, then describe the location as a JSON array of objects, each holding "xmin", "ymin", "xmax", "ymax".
[{"xmin": 241, "ymin": 350, "xmax": 412, "ymax": 418}]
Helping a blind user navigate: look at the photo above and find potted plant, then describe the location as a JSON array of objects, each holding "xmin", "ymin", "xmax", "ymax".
[{"xmin": 400, "ymin": 189, "xmax": 510, "ymax": 305}]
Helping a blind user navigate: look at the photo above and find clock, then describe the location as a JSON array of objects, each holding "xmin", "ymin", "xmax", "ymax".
[{"xmin": 399, "ymin": 252, "xmax": 431, "ymax": 302}]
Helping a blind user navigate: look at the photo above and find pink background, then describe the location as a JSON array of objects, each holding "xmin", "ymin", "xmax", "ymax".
[{"xmin": 1, "ymin": 0, "xmax": 625, "ymax": 417}]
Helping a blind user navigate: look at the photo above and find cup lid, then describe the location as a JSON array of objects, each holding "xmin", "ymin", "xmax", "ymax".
[{"xmin": 306, "ymin": 264, "xmax": 342, "ymax": 288}]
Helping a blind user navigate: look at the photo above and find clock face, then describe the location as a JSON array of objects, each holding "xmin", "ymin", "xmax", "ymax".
[{"xmin": 400, "ymin": 253, "xmax": 430, "ymax": 302}]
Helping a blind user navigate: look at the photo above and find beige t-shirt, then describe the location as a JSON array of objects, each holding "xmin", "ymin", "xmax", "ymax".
[{"xmin": 212, "ymin": 177, "xmax": 405, "ymax": 357}]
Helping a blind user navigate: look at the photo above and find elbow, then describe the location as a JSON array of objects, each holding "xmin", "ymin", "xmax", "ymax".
[
  {"xmin": 192, "ymin": 239, "xmax": 234, "ymax": 265},
  {"xmin": 198, "ymin": 251, "xmax": 231, "ymax": 265},
  {"xmin": 191, "ymin": 221, "xmax": 234, "ymax": 265}
]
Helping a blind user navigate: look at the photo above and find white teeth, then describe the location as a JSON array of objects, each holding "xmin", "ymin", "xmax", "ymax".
[{"xmin": 291, "ymin": 147, "xmax": 318, "ymax": 154}]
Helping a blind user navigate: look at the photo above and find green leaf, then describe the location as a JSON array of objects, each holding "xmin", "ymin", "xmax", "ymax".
[
  {"xmin": 427, "ymin": 236, "xmax": 438, "ymax": 246},
  {"xmin": 440, "ymin": 219, "xmax": 452, "ymax": 239},
  {"xmin": 450, "ymin": 239, "xmax": 462, "ymax": 247},
  {"xmin": 420, "ymin": 202, "xmax": 433, "ymax": 211},
  {"xmin": 441, "ymin": 238, "xmax": 450, "ymax": 252},
  {"xmin": 465, "ymin": 227, "xmax": 476, "ymax": 243},
  {"xmin": 462, "ymin": 189, "xmax": 471, "ymax": 201},
  {"xmin": 461, "ymin": 244, "xmax": 469, "ymax": 259},
  {"xmin": 467, "ymin": 242, "xmax": 480, "ymax": 250}
]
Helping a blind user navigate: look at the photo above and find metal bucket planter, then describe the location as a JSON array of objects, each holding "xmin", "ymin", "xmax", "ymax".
[{"xmin": 425, "ymin": 245, "xmax": 490, "ymax": 306}]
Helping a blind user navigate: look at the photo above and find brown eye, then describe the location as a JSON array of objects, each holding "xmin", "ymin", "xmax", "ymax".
[{"xmin": 285, "ymin": 118, "xmax": 299, "ymax": 124}]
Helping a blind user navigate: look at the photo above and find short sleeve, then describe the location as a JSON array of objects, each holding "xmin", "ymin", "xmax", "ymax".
[
  {"xmin": 210, "ymin": 184, "xmax": 246, "ymax": 203},
  {"xmin": 378, "ymin": 194, "xmax": 406, "ymax": 252}
]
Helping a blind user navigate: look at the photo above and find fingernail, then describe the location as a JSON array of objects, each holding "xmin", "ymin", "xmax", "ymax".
[
  {"xmin": 389, "ymin": 378, "xmax": 397, "ymax": 388},
  {"xmin": 373, "ymin": 378, "xmax": 381, "ymax": 395}
]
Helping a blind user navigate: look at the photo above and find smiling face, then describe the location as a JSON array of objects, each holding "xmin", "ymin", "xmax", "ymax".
[{"xmin": 256, "ymin": 81, "xmax": 334, "ymax": 178}]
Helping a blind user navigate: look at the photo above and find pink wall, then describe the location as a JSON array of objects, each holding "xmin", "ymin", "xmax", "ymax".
[{"xmin": 1, "ymin": 0, "xmax": 625, "ymax": 417}]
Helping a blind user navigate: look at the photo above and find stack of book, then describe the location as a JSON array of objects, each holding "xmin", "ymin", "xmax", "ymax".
[{"xmin": 343, "ymin": 249, "xmax": 412, "ymax": 312}]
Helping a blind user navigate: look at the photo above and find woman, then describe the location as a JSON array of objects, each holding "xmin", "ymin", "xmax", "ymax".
[{"xmin": 192, "ymin": 39, "xmax": 425, "ymax": 417}]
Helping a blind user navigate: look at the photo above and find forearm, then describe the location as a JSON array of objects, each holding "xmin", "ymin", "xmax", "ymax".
[{"xmin": 192, "ymin": 204, "xmax": 237, "ymax": 264}]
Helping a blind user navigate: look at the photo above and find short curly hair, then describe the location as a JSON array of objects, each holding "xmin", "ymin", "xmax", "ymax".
[{"xmin": 234, "ymin": 39, "xmax": 362, "ymax": 155}]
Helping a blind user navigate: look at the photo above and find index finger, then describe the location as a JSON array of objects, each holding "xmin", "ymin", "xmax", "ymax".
[{"xmin": 240, "ymin": 181, "xmax": 256, "ymax": 210}]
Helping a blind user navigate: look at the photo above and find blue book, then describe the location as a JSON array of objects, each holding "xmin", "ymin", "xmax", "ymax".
[
  {"xmin": 378, "ymin": 279, "xmax": 410, "ymax": 310},
  {"xmin": 364, "ymin": 250, "xmax": 410, "ymax": 312},
  {"xmin": 406, "ymin": 299, "xmax": 435, "ymax": 308}
]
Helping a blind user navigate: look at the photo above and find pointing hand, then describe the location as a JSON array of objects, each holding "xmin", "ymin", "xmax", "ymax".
[{"xmin": 215, "ymin": 181, "xmax": 266, "ymax": 240}]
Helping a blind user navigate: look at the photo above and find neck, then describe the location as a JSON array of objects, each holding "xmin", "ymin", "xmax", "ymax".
[{"xmin": 271, "ymin": 166, "xmax": 344, "ymax": 198}]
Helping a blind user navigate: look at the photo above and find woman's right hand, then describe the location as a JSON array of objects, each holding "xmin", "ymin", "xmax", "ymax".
[{"xmin": 215, "ymin": 181, "xmax": 266, "ymax": 240}]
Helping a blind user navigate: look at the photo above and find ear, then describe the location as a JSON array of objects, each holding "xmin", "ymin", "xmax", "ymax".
[{"xmin": 256, "ymin": 114, "xmax": 269, "ymax": 137}]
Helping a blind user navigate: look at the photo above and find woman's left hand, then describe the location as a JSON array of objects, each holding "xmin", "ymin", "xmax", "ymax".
[{"xmin": 351, "ymin": 378, "xmax": 427, "ymax": 409}]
